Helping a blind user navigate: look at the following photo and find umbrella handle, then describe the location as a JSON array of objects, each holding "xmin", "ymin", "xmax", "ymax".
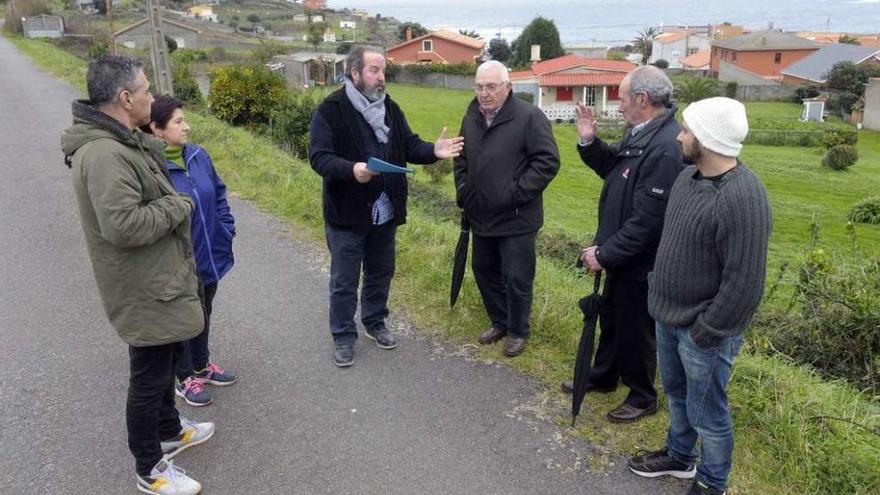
[{"xmin": 592, "ymin": 272, "xmax": 602, "ymax": 295}]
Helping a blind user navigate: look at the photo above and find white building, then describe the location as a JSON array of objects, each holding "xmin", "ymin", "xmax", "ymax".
[{"xmin": 649, "ymin": 30, "xmax": 711, "ymax": 68}]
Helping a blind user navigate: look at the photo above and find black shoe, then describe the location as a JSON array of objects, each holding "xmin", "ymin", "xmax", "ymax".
[
  {"xmin": 628, "ymin": 447, "xmax": 696, "ymax": 479},
  {"xmin": 503, "ymin": 336, "xmax": 527, "ymax": 357},
  {"xmin": 607, "ymin": 402, "xmax": 658, "ymax": 423},
  {"xmin": 333, "ymin": 344, "xmax": 354, "ymax": 367},
  {"xmin": 364, "ymin": 326, "xmax": 398, "ymax": 349},
  {"xmin": 688, "ymin": 480, "xmax": 726, "ymax": 495},
  {"xmin": 560, "ymin": 380, "xmax": 617, "ymax": 394},
  {"xmin": 478, "ymin": 326, "xmax": 505, "ymax": 345}
]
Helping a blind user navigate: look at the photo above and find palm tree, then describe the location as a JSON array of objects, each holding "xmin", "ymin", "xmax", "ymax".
[{"xmin": 632, "ymin": 27, "xmax": 658, "ymax": 65}]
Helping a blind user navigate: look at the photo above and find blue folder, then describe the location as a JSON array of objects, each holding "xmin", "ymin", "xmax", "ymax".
[{"xmin": 367, "ymin": 156, "xmax": 415, "ymax": 174}]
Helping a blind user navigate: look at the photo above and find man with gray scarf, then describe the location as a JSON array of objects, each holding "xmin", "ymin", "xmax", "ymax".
[{"xmin": 310, "ymin": 46, "xmax": 463, "ymax": 367}]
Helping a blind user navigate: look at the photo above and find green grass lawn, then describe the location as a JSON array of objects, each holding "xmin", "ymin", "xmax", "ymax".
[
  {"xmin": 11, "ymin": 36, "xmax": 877, "ymax": 494},
  {"xmin": 386, "ymin": 83, "xmax": 880, "ymax": 297}
]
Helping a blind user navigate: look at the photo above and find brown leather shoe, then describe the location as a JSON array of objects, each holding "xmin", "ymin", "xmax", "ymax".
[
  {"xmin": 606, "ymin": 402, "xmax": 658, "ymax": 423},
  {"xmin": 503, "ymin": 336, "xmax": 527, "ymax": 357},
  {"xmin": 478, "ymin": 326, "xmax": 505, "ymax": 345}
]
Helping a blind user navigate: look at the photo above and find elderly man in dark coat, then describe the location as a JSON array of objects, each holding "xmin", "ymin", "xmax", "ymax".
[
  {"xmin": 562, "ymin": 65, "xmax": 684, "ymax": 424},
  {"xmin": 454, "ymin": 60, "xmax": 560, "ymax": 358}
]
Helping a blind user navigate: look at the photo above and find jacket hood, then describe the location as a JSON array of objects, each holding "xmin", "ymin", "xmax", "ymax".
[{"xmin": 61, "ymin": 99, "xmax": 161, "ymax": 168}]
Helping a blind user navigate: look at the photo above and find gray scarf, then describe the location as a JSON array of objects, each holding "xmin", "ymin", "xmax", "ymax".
[{"xmin": 344, "ymin": 78, "xmax": 389, "ymax": 144}]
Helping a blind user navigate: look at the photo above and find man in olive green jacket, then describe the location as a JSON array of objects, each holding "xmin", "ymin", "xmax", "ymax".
[{"xmin": 62, "ymin": 55, "xmax": 212, "ymax": 495}]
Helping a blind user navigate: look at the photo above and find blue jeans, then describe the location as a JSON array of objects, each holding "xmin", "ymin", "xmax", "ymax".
[
  {"xmin": 656, "ymin": 322, "xmax": 743, "ymax": 492},
  {"xmin": 325, "ymin": 222, "xmax": 396, "ymax": 345}
]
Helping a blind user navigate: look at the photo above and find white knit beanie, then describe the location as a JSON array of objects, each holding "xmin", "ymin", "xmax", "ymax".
[{"xmin": 682, "ymin": 97, "xmax": 749, "ymax": 157}]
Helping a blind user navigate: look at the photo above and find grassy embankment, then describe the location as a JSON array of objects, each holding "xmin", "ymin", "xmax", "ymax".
[{"xmin": 10, "ymin": 34, "xmax": 877, "ymax": 494}]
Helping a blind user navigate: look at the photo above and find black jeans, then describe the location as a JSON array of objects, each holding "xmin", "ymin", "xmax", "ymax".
[
  {"xmin": 471, "ymin": 232, "xmax": 537, "ymax": 338},
  {"xmin": 128, "ymin": 342, "xmax": 184, "ymax": 476},
  {"xmin": 325, "ymin": 221, "xmax": 396, "ymax": 346},
  {"xmin": 175, "ymin": 282, "xmax": 218, "ymax": 380},
  {"xmin": 589, "ymin": 275, "xmax": 657, "ymax": 409}
]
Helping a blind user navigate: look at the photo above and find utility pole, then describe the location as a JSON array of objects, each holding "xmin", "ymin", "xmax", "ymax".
[
  {"xmin": 107, "ymin": 0, "xmax": 116, "ymax": 54},
  {"xmin": 145, "ymin": 0, "xmax": 174, "ymax": 96}
]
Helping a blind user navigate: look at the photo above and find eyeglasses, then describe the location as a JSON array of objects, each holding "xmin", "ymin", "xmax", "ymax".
[{"xmin": 474, "ymin": 83, "xmax": 503, "ymax": 93}]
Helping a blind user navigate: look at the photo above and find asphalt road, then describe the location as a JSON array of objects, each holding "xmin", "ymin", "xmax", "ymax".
[{"xmin": 0, "ymin": 36, "xmax": 686, "ymax": 495}]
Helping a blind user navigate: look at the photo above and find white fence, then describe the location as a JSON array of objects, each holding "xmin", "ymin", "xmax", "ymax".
[{"xmin": 541, "ymin": 104, "xmax": 621, "ymax": 122}]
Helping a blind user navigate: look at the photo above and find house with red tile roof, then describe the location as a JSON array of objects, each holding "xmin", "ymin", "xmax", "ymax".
[
  {"xmin": 508, "ymin": 54, "xmax": 636, "ymax": 121},
  {"xmin": 387, "ymin": 29, "xmax": 485, "ymax": 65}
]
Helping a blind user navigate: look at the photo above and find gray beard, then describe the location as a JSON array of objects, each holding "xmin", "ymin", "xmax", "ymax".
[{"xmin": 356, "ymin": 80, "xmax": 385, "ymax": 102}]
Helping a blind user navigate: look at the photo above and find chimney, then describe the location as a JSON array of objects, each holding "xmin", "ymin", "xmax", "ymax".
[
  {"xmin": 405, "ymin": 26, "xmax": 412, "ymax": 41},
  {"xmin": 530, "ymin": 44, "xmax": 541, "ymax": 63}
]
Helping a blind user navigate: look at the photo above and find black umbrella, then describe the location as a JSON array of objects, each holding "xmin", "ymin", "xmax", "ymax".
[
  {"xmin": 571, "ymin": 271, "xmax": 604, "ymax": 427},
  {"xmin": 450, "ymin": 213, "xmax": 470, "ymax": 307}
]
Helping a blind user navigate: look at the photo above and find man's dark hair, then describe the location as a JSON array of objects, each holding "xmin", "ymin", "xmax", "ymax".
[
  {"xmin": 86, "ymin": 55, "xmax": 144, "ymax": 106},
  {"xmin": 345, "ymin": 46, "xmax": 383, "ymax": 80},
  {"xmin": 140, "ymin": 94, "xmax": 184, "ymax": 134}
]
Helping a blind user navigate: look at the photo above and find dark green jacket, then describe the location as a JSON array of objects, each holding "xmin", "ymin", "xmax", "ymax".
[{"xmin": 62, "ymin": 100, "xmax": 203, "ymax": 346}]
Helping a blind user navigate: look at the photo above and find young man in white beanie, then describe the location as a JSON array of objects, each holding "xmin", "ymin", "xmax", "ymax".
[{"xmin": 627, "ymin": 97, "xmax": 772, "ymax": 495}]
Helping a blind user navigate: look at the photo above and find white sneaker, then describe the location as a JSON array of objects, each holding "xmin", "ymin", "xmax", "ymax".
[
  {"xmin": 160, "ymin": 417, "xmax": 215, "ymax": 458},
  {"xmin": 136, "ymin": 457, "xmax": 202, "ymax": 495}
]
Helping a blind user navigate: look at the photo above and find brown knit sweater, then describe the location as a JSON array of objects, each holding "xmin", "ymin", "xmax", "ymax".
[{"xmin": 648, "ymin": 162, "xmax": 772, "ymax": 349}]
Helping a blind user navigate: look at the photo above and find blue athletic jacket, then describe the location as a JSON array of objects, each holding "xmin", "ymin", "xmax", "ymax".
[{"xmin": 166, "ymin": 144, "xmax": 235, "ymax": 286}]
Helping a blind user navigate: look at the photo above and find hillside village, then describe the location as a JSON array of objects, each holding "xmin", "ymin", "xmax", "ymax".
[{"xmin": 11, "ymin": 0, "xmax": 880, "ymax": 130}]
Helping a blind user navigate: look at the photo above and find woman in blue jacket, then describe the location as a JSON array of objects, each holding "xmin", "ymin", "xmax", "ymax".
[{"xmin": 144, "ymin": 95, "xmax": 237, "ymax": 407}]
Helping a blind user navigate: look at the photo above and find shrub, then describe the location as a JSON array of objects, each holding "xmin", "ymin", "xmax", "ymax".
[
  {"xmin": 848, "ymin": 196, "xmax": 880, "ymax": 225},
  {"xmin": 208, "ymin": 64, "xmax": 288, "ymax": 127},
  {"xmin": 761, "ymin": 221, "xmax": 880, "ymax": 394},
  {"xmin": 652, "ymin": 58, "xmax": 669, "ymax": 69},
  {"xmin": 87, "ymin": 38, "xmax": 110, "ymax": 59},
  {"xmin": 514, "ymin": 92, "xmax": 534, "ymax": 103},
  {"xmin": 745, "ymin": 129, "xmax": 823, "ymax": 147},
  {"xmin": 252, "ymin": 41, "xmax": 288, "ymax": 65},
  {"xmin": 822, "ymin": 144, "xmax": 858, "ymax": 171},
  {"xmin": 827, "ymin": 91, "xmax": 859, "ymax": 115},
  {"xmin": 422, "ymin": 159, "xmax": 453, "ymax": 183},
  {"xmin": 820, "ymin": 127, "xmax": 858, "ymax": 149},
  {"xmin": 269, "ymin": 89, "xmax": 319, "ymax": 158},
  {"xmin": 675, "ymin": 77, "xmax": 719, "ymax": 103},
  {"xmin": 172, "ymin": 63, "xmax": 204, "ymax": 106},
  {"xmin": 172, "ymin": 49, "xmax": 208, "ymax": 65},
  {"xmin": 792, "ymin": 86, "xmax": 820, "ymax": 102},
  {"xmin": 724, "ymin": 81, "xmax": 737, "ymax": 98}
]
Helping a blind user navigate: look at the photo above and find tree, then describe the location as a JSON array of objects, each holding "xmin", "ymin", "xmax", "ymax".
[
  {"xmin": 307, "ymin": 22, "xmax": 326, "ymax": 50},
  {"xmin": 839, "ymin": 33, "xmax": 860, "ymax": 45},
  {"xmin": 825, "ymin": 61, "xmax": 880, "ymax": 97},
  {"xmin": 228, "ymin": 16, "xmax": 239, "ymax": 30},
  {"xmin": 509, "ymin": 16, "xmax": 564, "ymax": 68},
  {"xmin": 246, "ymin": 14, "xmax": 261, "ymax": 32},
  {"xmin": 488, "ymin": 38, "xmax": 512, "ymax": 63},
  {"xmin": 459, "ymin": 29, "xmax": 480, "ymax": 39},
  {"xmin": 399, "ymin": 22, "xmax": 428, "ymax": 41},
  {"xmin": 632, "ymin": 27, "xmax": 657, "ymax": 65},
  {"xmin": 208, "ymin": 64, "xmax": 288, "ymax": 126}
]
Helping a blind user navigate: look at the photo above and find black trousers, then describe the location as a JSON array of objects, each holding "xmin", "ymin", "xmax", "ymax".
[
  {"xmin": 471, "ymin": 232, "xmax": 537, "ymax": 338},
  {"xmin": 589, "ymin": 275, "xmax": 657, "ymax": 409},
  {"xmin": 175, "ymin": 282, "xmax": 218, "ymax": 381},
  {"xmin": 128, "ymin": 342, "xmax": 184, "ymax": 476}
]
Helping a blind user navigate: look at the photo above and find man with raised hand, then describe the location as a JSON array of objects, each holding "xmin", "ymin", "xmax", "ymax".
[{"xmin": 563, "ymin": 65, "xmax": 683, "ymax": 424}]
